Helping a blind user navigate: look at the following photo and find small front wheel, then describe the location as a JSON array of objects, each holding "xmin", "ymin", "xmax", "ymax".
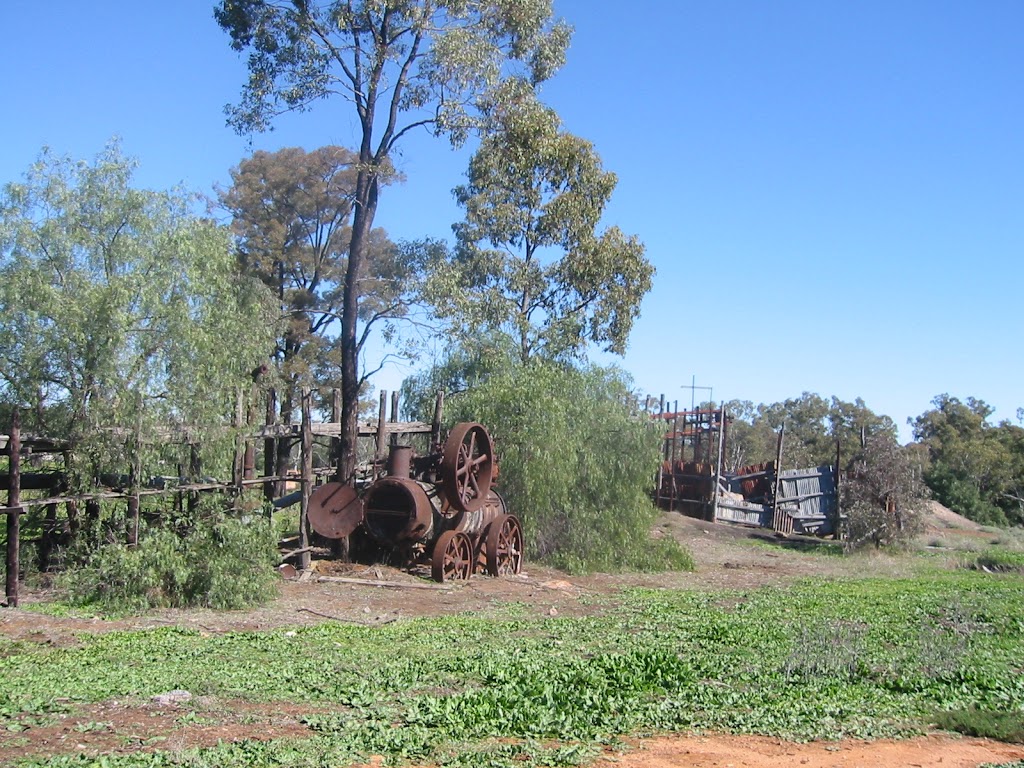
[
  {"xmin": 431, "ymin": 530, "xmax": 474, "ymax": 582},
  {"xmin": 485, "ymin": 514, "xmax": 523, "ymax": 577}
]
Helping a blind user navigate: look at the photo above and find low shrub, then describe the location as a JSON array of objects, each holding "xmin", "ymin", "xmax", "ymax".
[
  {"xmin": 935, "ymin": 708, "xmax": 1024, "ymax": 743},
  {"xmin": 448, "ymin": 362, "xmax": 694, "ymax": 574},
  {"xmin": 59, "ymin": 511, "xmax": 278, "ymax": 612}
]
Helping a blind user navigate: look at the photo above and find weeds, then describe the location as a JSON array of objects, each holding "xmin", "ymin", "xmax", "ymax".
[
  {"xmin": 57, "ymin": 514, "xmax": 278, "ymax": 611},
  {"xmin": 5, "ymin": 573, "xmax": 1024, "ymax": 766}
]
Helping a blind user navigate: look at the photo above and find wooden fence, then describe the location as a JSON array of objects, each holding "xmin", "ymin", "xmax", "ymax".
[{"xmin": 1, "ymin": 388, "xmax": 443, "ymax": 608}]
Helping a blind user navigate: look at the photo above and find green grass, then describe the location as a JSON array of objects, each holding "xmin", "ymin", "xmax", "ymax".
[
  {"xmin": 934, "ymin": 708, "xmax": 1024, "ymax": 743},
  {"xmin": 5, "ymin": 572, "xmax": 1024, "ymax": 767},
  {"xmin": 963, "ymin": 548, "xmax": 1024, "ymax": 573}
]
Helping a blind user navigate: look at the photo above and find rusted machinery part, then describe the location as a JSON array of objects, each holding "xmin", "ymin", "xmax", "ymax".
[
  {"xmin": 307, "ymin": 482, "xmax": 363, "ymax": 539},
  {"xmin": 441, "ymin": 422, "xmax": 495, "ymax": 513},
  {"xmin": 485, "ymin": 514, "xmax": 523, "ymax": 577},
  {"xmin": 363, "ymin": 476, "xmax": 436, "ymax": 543},
  {"xmin": 451, "ymin": 487, "xmax": 507, "ymax": 537},
  {"xmin": 431, "ymin": 530, "xmax": 474, "ymax": 582}
]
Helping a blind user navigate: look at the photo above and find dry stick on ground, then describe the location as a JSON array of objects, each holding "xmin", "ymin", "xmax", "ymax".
[
  {"xmin": 314, "ymin": 575, "xmax": 451, "ymax": 591},
  {"xmin": 297, "ymin": 606, "xmax": 398, "ymax": 625}
]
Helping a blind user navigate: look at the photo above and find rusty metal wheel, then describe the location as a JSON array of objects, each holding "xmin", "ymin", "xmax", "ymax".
[
  {"xmin": 440, "ymin": 422, "xmax": 494, "ymax": 513},
  {"xmin": 485, "ymin": 514, "xmax": 523, "ymax": 577},
  {"xmin": 431, "ymin": 530, "xmax": 473, "ymax": 582}
]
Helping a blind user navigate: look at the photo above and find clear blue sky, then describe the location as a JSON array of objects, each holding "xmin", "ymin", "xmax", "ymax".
[{"xmin": 2, "ymin": 1, "xmax": 1021, "ymax": 440}]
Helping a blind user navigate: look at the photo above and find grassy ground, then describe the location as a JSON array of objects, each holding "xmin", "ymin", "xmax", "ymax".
[{"xmin": 2, "ymin": 510, "xmax": 1024, "ymax": 767}]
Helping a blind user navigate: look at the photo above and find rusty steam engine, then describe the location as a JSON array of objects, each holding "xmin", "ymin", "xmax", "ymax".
[{"xmin": 306, "ymin": 423, "xmax": 523, "ymax": 582}]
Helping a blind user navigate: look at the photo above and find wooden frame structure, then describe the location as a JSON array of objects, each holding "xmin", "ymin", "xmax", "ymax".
[{"xmin": 1, "ymin": 389, "xmax": 443, "ymax": 607}]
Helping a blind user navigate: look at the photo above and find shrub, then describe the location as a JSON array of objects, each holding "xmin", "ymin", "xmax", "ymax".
[
  {"xmin": 60, "ymin": 510, "xmax": 279, "ymax": 612},
  {"xmin": 448, "ymin": 362, "xmax": 693, "ymax": 574},
  {"xmin": 842, "ymin": 434, "xmax": 928, "ymax": 551}
]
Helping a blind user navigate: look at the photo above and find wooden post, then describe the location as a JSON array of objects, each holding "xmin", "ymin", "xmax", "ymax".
[
  {"xmin": 430, "ymin": 391, "xmax": 445, "ymax": 451},
  {"xmin": 264, "ymin": 388, "xmax": 277, "ymax": 503},
  {"xmin": 710, "ymin": 406, "xmax": 726, "ymax": 523},
  {"xmin": 389, "ymin": 390, "xmax": 400, "ymax": 447},
  {"xmin": 375, "ymin": 390, "xmax": 387, "ymax": 478},
  {"xmin": 232, "ymin": 387, "xmax": 245, "ymax": 493},
  {"xmin": 771, "ymin": 423, "xmax": 786, "ymax": 533},
  {"xmin": 6, "ymin": 410, "xmax": 22, "ymax": 607},
  {"xmin": 833, "ymin": 439, "xmax": 842, "ymax": 540},
  {"xmin": 331, "ymin": 388, "xmax": 342, "ymax": 480},
  {"xmin": 187, "ymin": 444, "xmax": 201, "ymax": 516},
  {"xmin": 127, "ymin": 409, "xmax": 141, "ymax": 546},
  {"xmin": 299, "ymin": 387, "xmax": 312, "ymax": 571}
]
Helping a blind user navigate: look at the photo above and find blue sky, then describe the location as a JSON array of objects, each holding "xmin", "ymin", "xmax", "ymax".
[{"xmin": 2, "ymin": 1, "xmax": 1021, "ymax": 439}]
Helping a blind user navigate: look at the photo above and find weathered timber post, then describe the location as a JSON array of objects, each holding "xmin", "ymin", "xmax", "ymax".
[
  {"xmin": 330, "ymin": 387, "xmax": 349, "ymax": 561},
  {"xmin": 374, "ymin": 391, "xmax": 387, "ymax": 479},
  {"xmin": 670, "ymin": 413, "xmax": 680, "ymax": 512},
  {"xmin": 232, "ymin": 388, "xmax": 245, "ymax": 498},
  {"xmin": 771, "ymin": 423, "xmax": 786, "ymax": 534},
  {"xmin": 431, "ymin": 391, "xmax": 445, "ymax": 451},
  {"xmin": 299, "ymin": 388, "xmax": 312, "ymax": 571},
  {"xmin": 833, "ymin": 440, "xmax": 842, "ymax": 540},
  {"xmin": 6, "ymin": 410, "xmax": 22, "ymax": 607},
  {"xmin": 127, "ymin": 409, "xmax": 141, "ymax": 546},
  {"xmin": 264, "ymin": 388, "xmax": 278, "ymax": 503},
  {"xmin": 709, "ymin": 406, "xmax": 726, "ymax": 523},
  {"xmin": 331, "ymin": 388, "xmax": 342, "ymax": 479},
  {"xmin": 187, "ymin": 444, "xmax": 201, "ymax": 516},
  {"xmin": 389, "ymin": 390, "xmax": 400, "ymax": 448}
]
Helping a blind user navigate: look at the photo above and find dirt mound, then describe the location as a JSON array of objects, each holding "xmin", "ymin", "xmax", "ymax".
[{"xmin": 920, "ymin": 499, "xmax": 984, "ymax": 532}]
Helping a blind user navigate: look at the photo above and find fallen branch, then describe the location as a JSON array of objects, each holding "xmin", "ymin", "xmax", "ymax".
[{"xmin": 314, "ymin": 575, "xmax": 450, "ymax": 591}]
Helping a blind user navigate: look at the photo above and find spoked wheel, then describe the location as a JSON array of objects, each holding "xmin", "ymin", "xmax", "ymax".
[
  {"xmin": 431, "ymin": 530, "xmax": 474, "ymax": 582},
  {"xmin": 441, "ymin": 423, "xmax": 495, "ymax": 512},
  {"xmin": 485, "ymin": 514, "xmax": 523, "ymax": 577}
]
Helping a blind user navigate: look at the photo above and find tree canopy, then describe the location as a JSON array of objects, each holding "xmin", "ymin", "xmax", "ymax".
[
  {"xmin": 421, "ymin": 86, "xmax": 652, "ymax": 362},
  {"xmin": 219, "ymin": 146, "xmax": 414, "ymax": 412},
  {"xmin": 447, "ymin": 361, "xmax": 692, "ymax": 573},
  {"xmin": 0, "ymin": 143, "xmax": 276, "ymax": 473},
  {"xmin": 216, "ymin": 0, "xmax": 573, "ymax": 480},
  {"xmin": 719, "ymin": 393, "xmax": 897, "ymax": 472},
  {"xmin": 913, "ymin": 394, "xmax": 1024, "ymax": 526}
]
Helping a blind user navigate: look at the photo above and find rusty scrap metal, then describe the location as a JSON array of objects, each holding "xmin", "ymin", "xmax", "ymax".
[{"xmin": 316, "ymin": 422, "xmax": 522, "ymax": 584}]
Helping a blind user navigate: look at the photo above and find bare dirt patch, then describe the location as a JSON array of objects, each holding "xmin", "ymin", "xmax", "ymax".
[{"xmin": 596, "ymin": 733, "xmax": 1024, "ymax": 768}]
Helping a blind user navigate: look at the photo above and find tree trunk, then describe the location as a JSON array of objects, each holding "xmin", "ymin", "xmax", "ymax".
[{"xmin": 337, "ymin": 167, "xmax": 380, "ymax": 483}]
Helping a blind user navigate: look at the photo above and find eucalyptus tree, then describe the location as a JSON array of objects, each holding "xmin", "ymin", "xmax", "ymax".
[
  {"xmin": 219, "ymin": 146, "xmax": 411, "ymax": 420},
  {"xmin": 216, "ymin": 0, "xmax": 571, "ymax": 481},
  {"xmin": 0, "ymin": 143, "xmax": 276, "ymax": 479},
  {"xmin": 425, "ymin": 84, "xmax": 652, "ymax": 362}
]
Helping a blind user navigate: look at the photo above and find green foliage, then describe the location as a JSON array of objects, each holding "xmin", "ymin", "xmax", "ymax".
[
  {"xmin": 934, "ymin": 708, "xmax": 1024, "ymax": 743},
  {"xmin": 423, "ymin": 83, "xmax": 652, "ymax": 363},
  {"xmin": 964, "ymin": 549, "xmax": 1024, "ymax": 573},
  {"xmin": 447, "ymin": 361, "xmax": 692, "ymax": 573},
  {"xmin": 842, "ymin": 434, "xmax": 928, "ymax": 551},
  {"xmin": 216, "ymin": 0, "xmax": 572, "ymax": 479},
  {"xmin": 0, "ymin": 143, "xmax": 276, "ymax": 478},
  {"xmin": 219, "ymin": 147, "xmax": 410, "ymax": 403},
  {"xmin": 914, "ymin": 394, "xmax": 1024, "ymax": 527},
  {"xmin": 720, "ymin": 394, "xmax": 897, "ymax": 472},
  {"xmin": 6, "ymin": 574, "xmax": 1024, "ymax": 767},
  {"xmin": 58, "ymin": 508, "xmax": 278, "ymax": 612}
]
